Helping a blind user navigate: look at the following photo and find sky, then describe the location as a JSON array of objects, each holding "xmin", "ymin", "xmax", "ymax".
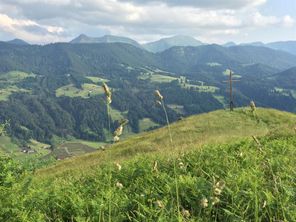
[{"xmin": 0, "ymin": 0, "xmax": 295, "ymax": 44}]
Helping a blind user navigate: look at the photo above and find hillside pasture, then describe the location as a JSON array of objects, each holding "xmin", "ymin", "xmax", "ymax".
[{"xmin": 55, "ymin": 83, "xmax": 105, "ymax": 98}]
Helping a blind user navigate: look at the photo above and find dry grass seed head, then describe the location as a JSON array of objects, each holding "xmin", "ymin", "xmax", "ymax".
[
  {"xmin": 115, "ymin": 162, "xmax": 122, "ymax": 171},
  {"xmin": 119, "ymin": 119, "xmax": 129, "ymax": 126},
  {"xmin": 114, "ymin": 125, "xmax": 123, "ymax": 137},
  {"xmin": 155, "ymin": 200, "xmax": 164, "ymax": 208},
  {"xmin": 113, "ymin": 135, "xmax": 120, "ymax": 142},
  {"xmin": 116, "ymin": 182, "xmax": 123, "ymax": 189},
  {"xmin": 181, "ymin": 209, "xmax": 190, "ymax": 218},
  {"xmin": 154, "ymin": 90, "xmax": 163, "ymax": 101},
  {"xmin": 250, "ymin": 100, "xmax": 256, "ymax": 112},
  {"xmin": 102, "ymin": 83, "xmax": 112, "ymax": 104}
]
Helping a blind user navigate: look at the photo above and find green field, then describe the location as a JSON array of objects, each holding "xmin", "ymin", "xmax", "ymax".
[
  {"xmin": 139, "ymin": 118, "xmax": 159, "ymax": 131},
  {"xmin": 0, "ymin": 136, "xmax": 50, "ymax": 158},
  {"xmin": 86, "ymin": 76, "xmax": 109, "ymax": 84},
  {"xmin": 181, "ymin": 83, "xmax": 219, "ymax": 93},
  {"xmin": 167, "ymin": 104, "xmax": 185, "ymax": 114},
  {"xmin": 52, "ymin": 142, "xmax": 96, "ymax": 159},
  {"xmin": 72, "ymin": 139, "xmax": 107, "ymax": 149},
  {"xmin": 207, "ymin": 62, "xmax": 222, "ymax": 67},
  {"xmin": 0, "ymin": 71, "xmax": 33, "ymax": 101},
  {"xmin": 274, "ymin": 87, "xmax": 296, "ymax": 99},
  {"xmin": 0, "ymin": 136, "xmax": 20, "ymax": 155},
  {"xmin": 56, "ymin": 83, "xmax": 105, "ymax": 98},
  {"xmin": 0, "ymin": 86, "xmax": 31, "ymax": 101},
  {"xmin": 223, "ymin": 69, "xmax": 242, "ymax": 78},
  {"xmin": 138, "ymin": 73, "xmax": 178, "ymax": 83},
  {"xmin": 0, "ymin": 71, "xmax": 35, "ymax": 83},
  {"xmin": 108, "ymin": 107, "xmax": 126, "ymax": 121}
]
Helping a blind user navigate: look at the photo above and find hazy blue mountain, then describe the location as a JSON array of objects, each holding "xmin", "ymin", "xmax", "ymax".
[
  {"xmin": 270, "ymin": 66, "xmax": 296, "ymax": 89},
  {"xmin": 223, "ymin": 42, "xmax": 236, "ymax": 47},
  {"xmin": 266, "ymin": 41, "xmax": 296, "ymax": 55},
  {"xmin": 239, "ymin": 63, "xmax": 280, "ymax": 78},
  {"xmin": 70, "ymin": 34, "xmax": 142, "ymax": 48},
  {"xmin": 1, "ymin": 42, "xmax": 295, "ymax": 77},
  {"xmin": 6, "ymin": 38, "xmax": 29, "ymax": 45},
  {"xmin": 240, "ymin": 42, "xmax": 265, "ymax": 47},
  {"xmin": 143, "ymin": 35, "xmax": 203, "ymax": 52},
  {"xmin": 159, "ymin": 44, "xmax": 296, "ymax": 74}
]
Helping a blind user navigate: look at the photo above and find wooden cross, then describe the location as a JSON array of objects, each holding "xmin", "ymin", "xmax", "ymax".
[{"xmin": 223, "ymin": 69, "xmax": 240, "ymax": 111}]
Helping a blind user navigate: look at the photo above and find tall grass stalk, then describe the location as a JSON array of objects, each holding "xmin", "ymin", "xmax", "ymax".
[
  {"xmin": 161, "ymin": 102, "xmax": 173, "ymax": 144},
  {"xmin": 155, "ymin": 90, "xmax": 181, "ymax": 221},
  {"xmin": 102, "ymin": 82, "xmax": 112, "ymax": 142},
  {"xmin": 108, "ymin": 170, "xmax": 112, "ymax": 222}
]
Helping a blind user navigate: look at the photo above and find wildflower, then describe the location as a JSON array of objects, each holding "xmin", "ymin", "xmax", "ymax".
[
  {"xmin": 200, "ymin": 198, "xmax": 208, "ymax": 208},
  {"xmin": 215, "ymin": 181, "xmax": 225, "ymax": 190},
  {"xmin": 181, "ymin": 209, "xmax": 190, "ymax": 218},
  {"xmin": 179, "ymin": 162, "xmax": 185, "ymax": 169},
  {"xmin": 154, "ymin": 200, "xmax": 164, "ymax": 208},
  {"xmin": 116, "ymin": 182, "xmax": 123, "ymax": 189},
  {"xmin": 115, "ymin": 162, "xmax": 122, "ymax": 171},
  {"xmin": 214, "ymin": 188, "xmax": 222, "ymax": 196},
  {"xmin": 212, "ymin": 197, "xmax": 220, "ymax": 206}
]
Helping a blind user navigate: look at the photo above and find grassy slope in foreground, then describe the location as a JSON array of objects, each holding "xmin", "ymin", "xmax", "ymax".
[
  {"xmin": 3, "ymin": 108, "xmax": 296, "ymax": 221},
  {"xmin": 39, "ymin": 108, "xmax": 296, "ymax": 176}
]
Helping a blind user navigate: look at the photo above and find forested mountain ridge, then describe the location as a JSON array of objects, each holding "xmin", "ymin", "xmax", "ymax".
[{"xmin": 0, "ymin": 41, "xmax": 295, "ymax": 151}]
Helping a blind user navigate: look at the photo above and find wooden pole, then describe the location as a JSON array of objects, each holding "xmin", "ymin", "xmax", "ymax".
[
  {"xmin": 223, "ymin": 69, "xmax": 240, "ymax": 111},
  {"xmin": 229, "ymin": 70, "xmax": 234, "ymax": 111}
]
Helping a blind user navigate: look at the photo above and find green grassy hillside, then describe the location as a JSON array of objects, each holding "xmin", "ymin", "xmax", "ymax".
[
  {"xmin": 1, "ymin": 108, "xmax": 296, "ymax": 221},
  {"xmin": 38, "ymin": 108, "xmax": 296, "ymax": 176}
]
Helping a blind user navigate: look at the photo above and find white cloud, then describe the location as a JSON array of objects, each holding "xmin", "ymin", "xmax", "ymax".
[
  {"xmin": 0, "ymin": 0, "xmax": 294, "ymax": 44},
  {"xmin": 282, "ymin": 15, "xmax": 295, "ymax": 27},
  {"xmin": 0, "ymin": 13, "xmax": 66, "ymax": 43},
  {"xmin": 118, "ymin": 0, "xmax": 267, "ymax": 9}
]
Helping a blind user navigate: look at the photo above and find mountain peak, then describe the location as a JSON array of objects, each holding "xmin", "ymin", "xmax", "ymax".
[
  {"xmin": 143, "ymin": 35, "xmax": 203, "ymax": 53},
  {"xmin": 70, "ymin": 34, "xmax": 142, "ymax": 48},
  {"xmin": 6, "ymin": 38, "xmax": 29, "ymax": 45}
]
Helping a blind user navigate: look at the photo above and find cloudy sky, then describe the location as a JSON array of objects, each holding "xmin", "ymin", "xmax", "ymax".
[{"xmin": 0, "ymin": 0, "xmax": 295, "ymax": 44}]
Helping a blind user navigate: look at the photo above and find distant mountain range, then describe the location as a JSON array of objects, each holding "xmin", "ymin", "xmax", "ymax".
[
  {"xmin": 4, "ymin": 35, "xmax": 296, "ymax": 55},
  {"xmin": 224, "ymin": 41, "xmax": 296, "ymax": 55},
  {"xmin": 1, "ymin": 41, "xmax": 296, "ymax": 76}
]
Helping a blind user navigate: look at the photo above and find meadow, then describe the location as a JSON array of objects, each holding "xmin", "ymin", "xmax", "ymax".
[{"xmin": 1, "ymin": 108, "xmax": 295, "ymax": 221}]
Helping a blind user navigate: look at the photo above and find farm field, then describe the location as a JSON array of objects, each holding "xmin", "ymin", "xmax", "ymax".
[
  {"xmin": 55, "ymin": 83, "xmax": 105, "ymax": 98},
  {"xmin": 138, "ymin": 73, "xmax": 178, "ymax": 83}
]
